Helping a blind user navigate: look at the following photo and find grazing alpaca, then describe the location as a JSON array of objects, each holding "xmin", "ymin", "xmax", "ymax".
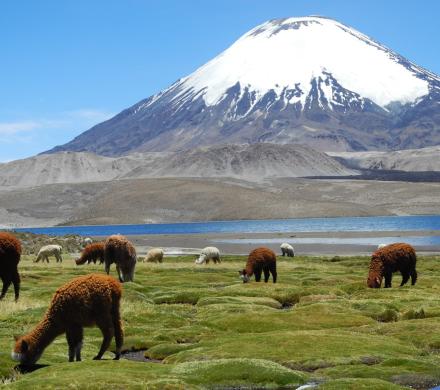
[
  {"xmin": 280, "ymin": 243, "xmax": 294, "ymax": 257},
  {"xmin": 377, "ymin": 243, "xmax": 387, "ymax": 250},
  {"xmin": 195, "ymin": 247, "xmax": 221, "ymax": 265},
  {"xmin": 83, "ymin": 237, "xmax": 93, "ymax": 247},
  {"xmin": 367, "ymin": 243, "xmax": 417, "ymax": 288},
  {"xmin": 104, "ymin": 235, "xmax": 136, "ymax": 283},
  {"xmin": 239, "ymin": 247, "xmax": 277, "ymax": 283},
  {"xmin": 12, "ymin": 274, "xmax": 123, "ymax": 364},
  {"xmin": 35, "ymin": 244, "xmax": 63, "ymax": 263},
  {"xmin": 75, "ymin": 242, "xmax": 105, "ymax": 265},
  {"xmin": 144, "ymin": 248, "xmax": 164, "ymax": 263},
  {"xmin": 0, "ymin": 232, "xmax": 21, "ymax": 301}
]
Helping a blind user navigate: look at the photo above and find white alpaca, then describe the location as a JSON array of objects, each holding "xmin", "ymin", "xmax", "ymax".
[
  {"xmin": 35, "ymin": 244, "xmax": 63, "ymax": 263},
  {"xmin": 195, "ymin": 247, "xmax": 221, "ymax": 265},
  {"xmin": 377, "ymin": 243, "xmax": 388, "ymax": 250},
  {"xmin": 83, "ymin": 237, "xmax": 93, "ymax": 246},
  {"xmin": 280, "ymin": 243, "xmax": 294, "ymax": 257},
  {"xmin": 144, "ymin": 248, "xmax": 164, "ymax": 263}
]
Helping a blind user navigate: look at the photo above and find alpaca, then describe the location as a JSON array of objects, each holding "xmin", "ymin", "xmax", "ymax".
[
  {"xmin": 144, "ymin": 248, "xmax": 164, "ymax": 263},
  {"xmin": 12, "ymin": 274, "xmax": 123, "ymax": 364},
  {"xmin": 104, "ymin": 235, "xmax": 136, "ymax": 283},
  {"xmin": 367, "ymin": 243, "xmax": 417, "ymax": 288},
  {"xmin": 83, "ymin": 237, "xmax": 93, "ymax": 247},
  {"xmin": 195, "ymin": 247, "xmax": 221, "ymax": 265},
  {"xmin": 35, "ymin": 244, "xmax": 63, "ymax": 263},
  {"xmin": 377, "ymin": 243, "xmax": 387, "ymax": 250},
  {"xmin": 239, "ymin": 247, "xmax": 277, "ymax": 283},
  {"xmin": 75, "ymin": 242, "xmax": 105, "ymax": 265},
  {"xmin": 0, "ymin": 232, "xmax": 22, "ymax": 301},
  {"xmin": 280, "ymin": 243, "xmax": 294, "ymax": 257}
]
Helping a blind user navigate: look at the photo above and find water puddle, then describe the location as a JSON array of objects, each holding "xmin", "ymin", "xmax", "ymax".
[{"xmin": 121, "ymin": 349, "xmax": 162, "ymax": 363}]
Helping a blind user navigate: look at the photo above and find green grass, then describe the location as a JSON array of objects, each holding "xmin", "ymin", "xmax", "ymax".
[{"xmin": 1, "ymin": 253, "xmax": 440, "ymax": 389}]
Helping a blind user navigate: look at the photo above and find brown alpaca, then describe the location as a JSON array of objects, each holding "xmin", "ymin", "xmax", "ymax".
[
  {"xmin": 104, "ymin": 235, "xmax": 136, "ymax": 283},
  {"xmin": 75, "ymin": 242, "xmax": 105, "ymax": 265},
  {"xmin": 12, "ymin": 274, "xmax": 123, "ymax": 364},
  {"xmin": 239, "ymin": 247, "xmax": 277, "ymax": 283},
  {"xmin": 367, "ymin": 243, "xmax": 417, "ymax": 288},
  {"xmin": 0, "ymin": 232, "xmax": 22, "ymax": 301}
]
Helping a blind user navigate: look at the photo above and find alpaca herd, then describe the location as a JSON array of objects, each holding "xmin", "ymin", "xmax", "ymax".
[{"xmin": 0, "ymin": 230, "xmax": 421, "ymax": 366}]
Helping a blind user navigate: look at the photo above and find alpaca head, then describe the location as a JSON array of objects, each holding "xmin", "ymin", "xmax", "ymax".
[
  {"xmin": 239, "ymin": 270, "xmax": 250, "ymax": 283},
  {"xmin": 118, "ymin": 259, "xmax": 136, "ymax": 282},
  {"xmin": 367, "ymin": 274, "xmax": 382, "ymax": 288},
  {"xmin": 12, "ymin": 336, "xmax": 42, "ymax": 365},
  {"xmin": 195, "ymin": 254, "xmax": 207, "ymax": 264}
]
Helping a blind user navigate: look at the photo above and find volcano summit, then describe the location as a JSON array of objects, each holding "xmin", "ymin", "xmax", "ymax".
[{"xmin": 48, "ymin": 16, "xmax": 440, "ymax": 156}]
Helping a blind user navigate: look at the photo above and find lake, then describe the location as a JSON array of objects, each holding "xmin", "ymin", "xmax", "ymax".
[{"xmin": 13, "ymin": 214, "xmax": 440, "ymax": 236}]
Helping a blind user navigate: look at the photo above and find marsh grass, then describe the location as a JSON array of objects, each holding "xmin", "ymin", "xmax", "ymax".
[{"xmin": 1, "ymin": 254, "xmax": 440, "ymax": 388}]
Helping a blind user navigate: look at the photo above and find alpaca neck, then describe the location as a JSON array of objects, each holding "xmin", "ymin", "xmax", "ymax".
[
  {"xmin": 245, "ymin": 263, "xmax": 254, "ymax": 277},
  {"xmin": 27, "ymin": 316, "xmax": 64, "ymax": 357}
]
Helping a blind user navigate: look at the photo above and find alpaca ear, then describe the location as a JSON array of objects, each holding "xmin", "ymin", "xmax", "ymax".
[{"xmin": 21, "ymin": 340, "xmax": 29, "ymax": 352}]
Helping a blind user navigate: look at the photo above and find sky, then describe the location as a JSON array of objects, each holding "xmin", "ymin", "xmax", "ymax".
[{"xmin": 1, "ymin": 0, "xmax": 440, "ymax": 162}]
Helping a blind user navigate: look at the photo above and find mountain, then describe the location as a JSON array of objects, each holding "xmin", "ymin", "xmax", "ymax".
[
  {"xmin": 0, "ymin": 144, "xmax": 356, "ymax": 188},
  {"xmin": 47, "ymin": 16, "xmax": 440, "ymax": 156},
  {"xmin": 330, "ymin": 146, "xmax": 440, "ymax": 172}
]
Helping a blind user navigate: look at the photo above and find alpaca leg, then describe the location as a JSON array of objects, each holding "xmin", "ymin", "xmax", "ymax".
[
  {"xmin": 263, "ymin": 267, "xmax": 270, "ymax": 283},
  {"xmin": 105, "ymin": 260, "xmax": 111, "ymax": 275},
  {"xmin": 400, "ymin": 271, "xmax": 410, "ymax": 286},
  {"xmin": 0, "ymin": 277, "xmax": 11, "ymax": 300},
  {"xmin": 12, "ymin": 271, "xmax": 20, "ymax": 301},
  {"xmin": 254, "ymin": 267, "xmax": 262, "ymax": 282},
  {"xmin": 116, "ymin": 264, "xmax": 123, "ymax": 283},
  {"xmin": 112, "ymin": 303, "xmax": 123, "ymax": 360},
  {"xmin": 282, "ymin": 249, "xmax": 286, "ymax": 257},
  {"xmin": 411, "ymin": 269, "xmax": 418, "ymax": 285},
  {"xmin": 270, "ymin": 264, "xmax": 277, "ymax": 283},
  {"xmin": 384, "ymin": 272, "xmax": 392, "ymax": 288},
  {"xmin": 93, "ymin": 319, "xmax": 114, "ymax": 360},
  {"xmin": 66, "ymin": 327, "xmax": 83, "ymax": 362}
]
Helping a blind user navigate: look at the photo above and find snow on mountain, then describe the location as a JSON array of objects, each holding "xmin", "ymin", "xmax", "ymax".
[
  {"xmin": 176, "ymin": 16, "xmax": 431, "ymax": 109},
  {"xmin": 47, "ymin": 16, "xmax": 440, "ymax": 156}
]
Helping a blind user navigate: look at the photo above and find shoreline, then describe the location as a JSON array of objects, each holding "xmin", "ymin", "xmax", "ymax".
[{"xmin": 92, "ymin": 230, "xmax": 440, "ymax": 256}]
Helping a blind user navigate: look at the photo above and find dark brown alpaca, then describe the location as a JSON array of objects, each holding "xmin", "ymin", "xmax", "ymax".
[
  {"xmin": 12, "ymin": 274, "xmax": 123, "ymax": 364},
  {"xmin": 75, "ymin": 242, "xmax": 105, "ymax": 265},
  {"xmin": 367, "ymin": 243, "xmax": 417, "ymax": 288},
  {"xmin": 104, "ymin": 235, "xmax": 136, "ymax": 283},
  {"xmin": 239, "ymin": 247, "xmax": 277, "ymax": 283},
  {"xmin": 0, "ymin": 232, "xmax": 22, "ymax": 301}
]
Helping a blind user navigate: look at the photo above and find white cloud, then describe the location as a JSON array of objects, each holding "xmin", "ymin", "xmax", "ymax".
[{"xmin": 0, "ymin": 109, "xmax": 115, "ymax": 137}]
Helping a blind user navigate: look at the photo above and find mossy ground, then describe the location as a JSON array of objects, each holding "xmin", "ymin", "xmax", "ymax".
[{"xmin": 1, "ymin": 253, "xmax": 440, "ymax": 389}]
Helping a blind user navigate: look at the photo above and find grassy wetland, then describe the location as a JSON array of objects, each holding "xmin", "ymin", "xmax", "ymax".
[{"xmin": 1, "ymin": 252, "xmax": 440, "ymax": 389}]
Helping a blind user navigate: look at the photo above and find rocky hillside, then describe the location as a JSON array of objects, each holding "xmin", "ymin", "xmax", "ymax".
[{"xmin": 0, "ymin": 143, "xmax": 356, "ymax": 188}]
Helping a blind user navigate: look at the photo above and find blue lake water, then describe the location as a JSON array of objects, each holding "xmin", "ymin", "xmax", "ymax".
[{"xmin": 13, "ymin": 215, "xmax": 440, "ymax": 236}]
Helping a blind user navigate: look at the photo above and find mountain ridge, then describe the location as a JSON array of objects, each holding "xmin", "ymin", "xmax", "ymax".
[{"xmin": 46, "ymin": 16, "xmax": 440, "ymax": 156}]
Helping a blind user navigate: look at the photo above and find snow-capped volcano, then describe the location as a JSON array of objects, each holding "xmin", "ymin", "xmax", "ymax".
[{"xmin": 48, "ymin": 16, "xmax": 440, "ymax": 156}]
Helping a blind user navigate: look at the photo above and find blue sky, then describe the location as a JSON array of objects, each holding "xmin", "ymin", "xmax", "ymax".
[{"xmin": 1, "ymin": 0, "xmax": 439, "ymax": 161}]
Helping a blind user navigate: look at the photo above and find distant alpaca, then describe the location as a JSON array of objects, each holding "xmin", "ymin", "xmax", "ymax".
[
  {"xmin": 144, "ymin": 248, "xmax": 164, "ymax": 263},
  {"xmin": 35, "ymin": 244, "xmax": 63, "ymax": 263},
  {"xmin": 104, "ymin": 235, "xmax": 136, "ymax": 282},
  {"xmin": 239, "ymin": 247, "xmax": 277, "ymax": 283},
  {"xmin": 83, "ymin": 237, "xmax": 93, "ymax": 247},
  {"xmin": 367, "ymin": 243, "xmax": 417, "ymax": 288},
  {"xmin": 195, "ymin": 247, "xmax": 221, "ymax": 265},
  {"xmin": 0, "ymin": 232, "xmax": 22, "ymax": 301},
  {"xmin": 75, "ymin": 242, "xmax": 105, "ymax": 265},
  {"xmin": 12, "ymin": 274, "xmax": 123, "ymax": 364},
  {"xmin": 377, "ymin": 243, "xmax": 387, "ymax": 250},
  {"xmin": 280, "ymin": 243, "xmax": 294, "ymax": 257}
]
